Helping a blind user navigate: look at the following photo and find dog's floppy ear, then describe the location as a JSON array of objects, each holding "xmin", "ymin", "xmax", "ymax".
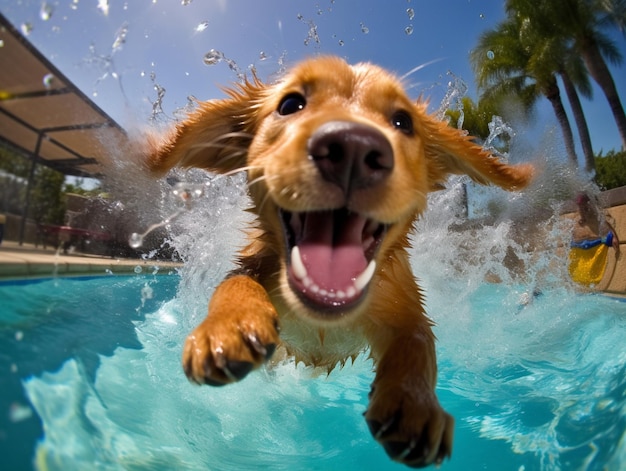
[
  {"xmin": 145, "ymin": 78, "xmax": 268, "ymax": 176},
  {"xmin": 414, "ymin": 102, "xmax": 534, "ymax": 191}
]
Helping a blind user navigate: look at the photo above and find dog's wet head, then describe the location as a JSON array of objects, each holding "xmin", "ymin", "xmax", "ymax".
[{"xmin": 244, "ymin": 59, "xmax": 430, "ymax": 323}]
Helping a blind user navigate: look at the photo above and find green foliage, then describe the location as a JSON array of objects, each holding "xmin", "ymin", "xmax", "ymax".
[
  {"xmin": 0, "ymin": 144, "xmax": 30, "ymax": 177},
  {"xmin": 31, "ymin": 166, "xmax": 66, "ymax": 224},
  {"xmin": 0, "ymin": 143, "xmax": 66, "ymax": 224},
  {"xmin": 594, "ymin": 149, "xmax": 626, "ymax": 190}
]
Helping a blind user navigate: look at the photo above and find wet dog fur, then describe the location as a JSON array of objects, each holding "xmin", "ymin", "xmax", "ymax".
[{"xmin": 146, "ymin": 56, "xmax": 533, "ymax": 468}]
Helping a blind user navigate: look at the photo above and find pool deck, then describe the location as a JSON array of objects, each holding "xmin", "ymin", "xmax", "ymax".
[{"xmin": 0, "ymin": 241, "xmax": 181, "ymax": 280}]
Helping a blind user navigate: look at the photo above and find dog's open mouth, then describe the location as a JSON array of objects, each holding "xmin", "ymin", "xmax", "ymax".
[{"xmin": 281, "ymin": 208, "xmax": 387, "ymax": 312}]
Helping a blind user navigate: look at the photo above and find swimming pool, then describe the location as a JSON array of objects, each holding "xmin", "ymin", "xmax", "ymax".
[{"xmin": 1, "ymin": 272, "xmax": 624, "ymax": 470}]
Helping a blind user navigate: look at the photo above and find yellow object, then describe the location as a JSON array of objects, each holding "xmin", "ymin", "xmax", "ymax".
[{"xmin": 568, "ymin": 244, "xmax": 608, "ymax": 286}]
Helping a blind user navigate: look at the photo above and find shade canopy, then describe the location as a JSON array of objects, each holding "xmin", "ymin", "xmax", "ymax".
[{"xmin": 0, "ymin": 12, "xmax": 127, "ymax": 178}]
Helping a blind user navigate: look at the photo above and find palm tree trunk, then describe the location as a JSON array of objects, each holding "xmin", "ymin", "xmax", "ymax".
[
  {"xmin": 559, "ymin": 71, "xmax": 595, "ymax": 172},
  {"xmin": 545, "ymin": 83, "xmax": 579, "ymax": 167},
  {"xmin": 579, "ymin": 40, "xmax": 626, "ymax": 149}
]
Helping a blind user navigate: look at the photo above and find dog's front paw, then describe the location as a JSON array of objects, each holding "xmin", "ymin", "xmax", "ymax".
[
  {"xmin": 182, "ymin": 311, "xmax": 279, "ymax": 386},
  {"xmin": 364, "ymin": 379, "xmax": 454, "ymax": 468}
]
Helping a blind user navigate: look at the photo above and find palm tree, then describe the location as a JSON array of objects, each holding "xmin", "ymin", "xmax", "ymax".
[
  {"xmin": 471, "ymin": 18, "xmax": 580, "ymax": 167},
  {"xmin": 516, "ymin": 0, "xmax": 626, "ymax": 149},
  {"xmin": 506, "ymin": 0, "xmax": 597, "ymax": 171}
]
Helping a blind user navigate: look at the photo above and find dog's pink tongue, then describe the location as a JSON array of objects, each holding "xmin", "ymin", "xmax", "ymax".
[{"xmin": 297, "ymin": 211, "xmax": 367, "ymax": 290}]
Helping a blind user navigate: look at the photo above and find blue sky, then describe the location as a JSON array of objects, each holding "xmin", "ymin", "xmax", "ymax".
[{"xmin": 2, "ymin": 0, "xmax": 625, "ymax": 161}]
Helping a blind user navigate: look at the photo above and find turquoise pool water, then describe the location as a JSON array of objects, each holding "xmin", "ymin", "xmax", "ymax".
[{"xmin": 0, "ymin": 274, "xmax": 624, "ymax": 470}]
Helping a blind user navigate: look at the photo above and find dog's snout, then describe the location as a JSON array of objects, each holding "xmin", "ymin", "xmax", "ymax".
[{"xmin": 308, "ymin": 121, "xmax": 394, "ymax": 194}]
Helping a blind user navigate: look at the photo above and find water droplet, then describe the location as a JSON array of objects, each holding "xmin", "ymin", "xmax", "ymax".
[
  {"xmin": 141, "ymin": 285, "xmax": 154, "ymax": 300},
  {"xmin": 105, "ymin": 269, "xmax": 113, "ymax": 275},
  {"xmin": 360, "ymin": 23, "xmax": 369, "ymax": 34},
  {"xmin": 134, "ymin": 265, "xmax": 143, "ymax": 274},
  {"xmin": 203, "ymin": 49, "xmax": 223, "ymax": 66},
  {"xmin": 406, "ymin": 8, "xmax": 415, "ymax": 20},
  {"xmin": 40, "ymin": 3, "xmax": 54, "ymax": 21},
  {"xmin": 112, "ymin": 23, "xmax": 128, "ymax": 52},
  {"xmin": 259, "ymin": 51, "xmax": 267, "ymax": 61},
  {"xmin": 404, "ymin": 25, "xmax": 413, "ymax": 35},
  {"xmin": 338, "ymin": 39, "xmax": 344, "ymax": 46},
  {"xmin": 181, "ymin": 0, "xmax": 193, "ymax": 5},
  {"xmin": 195, "ymin": 21, "xmax": 209, "ymax": 32},
  {"xmin": 479, "ymin": 13, "xmax": 485, "ymax": 19},
  {"xmin": 97, "ymin": 0, "xmax": 110, "ymax": 16},
  {"xmin": 487, "ymin": 50, "xmax": 495, "ymax": 60},
  {"xmin": 20, "ymin": 23, "xmax": 33, "ymax": 36},
  {"xmin": 9, "ymin": 403, "xmax": 32, "ymax": 423},
  {"xmin": 129, "ymin": 233, "xmax": 144, "ymax": 248},
  {"xmin": 42, "ymin": 73, "xmax": 55, "ymax": 89}
]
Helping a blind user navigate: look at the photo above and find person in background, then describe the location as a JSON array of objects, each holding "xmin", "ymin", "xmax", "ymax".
[{"xmin": 569, "ymin": 192, "xmax": 620, "ymax": 286}]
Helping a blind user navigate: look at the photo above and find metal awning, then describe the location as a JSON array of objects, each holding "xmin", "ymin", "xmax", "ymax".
[{"xmin": 0, "ymin": 12, "xmax": 127, "ymax": 178}]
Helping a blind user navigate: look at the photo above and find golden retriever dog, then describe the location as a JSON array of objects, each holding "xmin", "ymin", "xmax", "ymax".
[{"xmin": 146, "ymin": 56, "xmax": 533, "ymax": 468}]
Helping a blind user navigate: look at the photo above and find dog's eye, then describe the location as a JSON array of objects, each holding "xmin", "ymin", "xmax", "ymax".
[
  {"xmin": 391, "ymin": 111, "xmax": 413, "ymax": 135},
  {"xmin": 278, "ymin": 93, "xmax": 306, "ymax": 115}
]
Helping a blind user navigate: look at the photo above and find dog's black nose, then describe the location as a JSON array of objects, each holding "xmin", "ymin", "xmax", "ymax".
[{"xmin": 308, "ymin": 121, "xmax": 394, "ymax": 194}]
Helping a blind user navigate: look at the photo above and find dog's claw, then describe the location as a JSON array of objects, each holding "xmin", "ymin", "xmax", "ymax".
[
  {"xmin": 244, "ymin": 332, "xmax": 276, "ymax": 360},
  {"xmin": 366, "ymin": 410, "xmax": 399, "ymax": 440}
]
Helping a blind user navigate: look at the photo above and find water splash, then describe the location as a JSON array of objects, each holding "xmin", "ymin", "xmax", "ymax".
[
  {"xmin": 297, "ymin": 14, "xmax": 320, "ymax": 47},
  {"xmin": 436, "ymin": 72, "xmax": 468, "ymax": 127},
  {"xmin": 129, "ymin": 182, "xmax": 205, "ymax": 249},
  {"xmin": 149, "ymin": 71, "xmax": 167, "ymax": 122},
  {"xmin": 484, "ymin": 115, "xmax": 515, "ymax": 154},
  {"xmin": 202, "ymin": 49, "xmax": 245, "ymax": 82},
  {"xmin": 83, "ymin": 24, "xmax": 130, "ymax": 104}
]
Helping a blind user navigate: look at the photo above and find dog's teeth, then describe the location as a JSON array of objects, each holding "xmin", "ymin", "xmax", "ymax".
[
  {"xmin": 291, "ymin": 246, "xmax": 308, "ymax": 281},
  {"xmin": 354, "ymin": 260, "xmax": 376, "ymax": 292}
]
